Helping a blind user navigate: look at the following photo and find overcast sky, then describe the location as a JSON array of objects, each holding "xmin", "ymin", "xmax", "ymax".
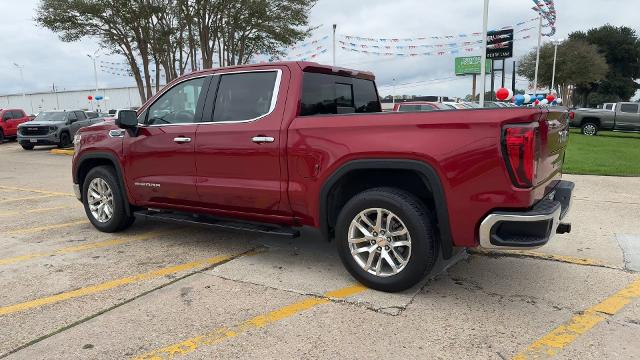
[{"xmin": 1, "ymin": 0, "xmax": 639, "ymax": 99}]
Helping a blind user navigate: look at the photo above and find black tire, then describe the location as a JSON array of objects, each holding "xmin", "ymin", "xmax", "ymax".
[
  {"xmin": 0, "ymin": 130, "xmax": 4, "ymax": 143},
  {"xmin": 335, "ymin": 187, "xmax": 437, "ymax": 292},
  {"xmin": 21, "ymin": 143, "xmax": 35, "ymax": 150},
  {"xmin": 82, "ymin": 165, "xmax": 135, "ymax": 232},
  {"xmin": 58, "ymin": 132, "xmax": 71, "ymax": 148},
  {"xmin": 581, "ymin": 121, "xmax": 598, "ymax": 136}
]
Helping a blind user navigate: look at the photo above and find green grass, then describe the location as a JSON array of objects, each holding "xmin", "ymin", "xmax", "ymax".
[{"xmin": 563, "ymin": 129, "xmax": 640, "ymax": 176}]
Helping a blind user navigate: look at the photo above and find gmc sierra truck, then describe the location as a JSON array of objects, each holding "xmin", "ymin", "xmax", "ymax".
[
  {"xmin": 570, "ymin": 102, "xmax": 640, "ymax": 135},
  {"xmin": 71, "ymin": 62, "xmax": 574, "ymax": 292}
]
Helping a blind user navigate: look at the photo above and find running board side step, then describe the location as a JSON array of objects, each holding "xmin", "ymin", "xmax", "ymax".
[{"xmin": 134, "ymin": 210, "xmax": 300, "ymax": 238}]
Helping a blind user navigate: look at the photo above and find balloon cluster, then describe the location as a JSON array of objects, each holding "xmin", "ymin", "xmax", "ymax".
[{"xmin": 504, "ymin": 89, "xmax": 563, "ymax": 106}]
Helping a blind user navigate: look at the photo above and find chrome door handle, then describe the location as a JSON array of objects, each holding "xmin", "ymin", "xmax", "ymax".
[
  {"xmin": 252, "ymin": 136, "xmax": 275, "ymax": 144},
  {"xmin": 173, "ymin": 137, "xmax": 192, "ymax": 144}
]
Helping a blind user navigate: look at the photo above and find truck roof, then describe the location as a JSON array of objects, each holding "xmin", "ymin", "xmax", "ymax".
[{"xmin": 188, "ymin": 61, "xmax": 376, "ymax": 81}]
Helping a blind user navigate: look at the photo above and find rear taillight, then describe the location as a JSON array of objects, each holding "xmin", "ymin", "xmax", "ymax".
[
  {"xmin": 503, "ymin": 125, "xmax": 538, "ymax": 188},
  {"xmin": 569, "ymin": 111, "xmax": 575, "ymax": 119}
]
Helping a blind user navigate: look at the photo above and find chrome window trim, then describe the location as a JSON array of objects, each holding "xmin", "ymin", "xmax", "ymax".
[{"xmin": 144, "ymin": 69, "xmax": 282, "ymax": 128}]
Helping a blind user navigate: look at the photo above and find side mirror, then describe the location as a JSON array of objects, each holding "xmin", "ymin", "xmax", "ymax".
[{"xmin": 115, "ymin": 110, "xmax": 138, "ymax": 129}]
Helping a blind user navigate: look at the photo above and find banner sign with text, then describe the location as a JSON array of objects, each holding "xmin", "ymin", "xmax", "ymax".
[{"xmin": 486, "ymin": 29, "xmax": 514, "ymax": 59}]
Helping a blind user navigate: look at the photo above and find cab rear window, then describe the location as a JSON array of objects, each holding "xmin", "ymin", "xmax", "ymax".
[{"xmin": 299, "ymin": 72, "xmax": 381, "ymax": 116}]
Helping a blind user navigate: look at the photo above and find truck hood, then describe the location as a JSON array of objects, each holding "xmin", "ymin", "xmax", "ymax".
[{"xmin": 18, "ymin": 121, "xmax": 65, "ymax": 127}]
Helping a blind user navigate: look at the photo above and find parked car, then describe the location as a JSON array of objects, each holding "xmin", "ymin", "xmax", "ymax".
[
  {"xmin": 71, "ymin": 61, "xmax": 573, "ymax": 292},
  {"xmin": 570, "ymin": 102, "xmax": 640, "ymax": 135},
  {"xmin": 0, "ymin": 108, "xmax": 30, "ymax": 142},
  {"xmin": 17, "ymin": 110, "xmax": 100, "ymax": 150},
  {"xmin": 392, "ymin": 101, "xmax": 452, "ymax": 111}
]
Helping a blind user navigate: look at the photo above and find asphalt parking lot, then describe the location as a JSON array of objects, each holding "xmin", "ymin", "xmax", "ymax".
[{"xmin": 0, "ymin": 141, "xmax": 638, "ymax": 360}]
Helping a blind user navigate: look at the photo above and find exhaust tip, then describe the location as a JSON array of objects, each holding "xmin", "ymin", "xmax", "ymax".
[{"xmin": 556, "ymin": 222, "xmax": 571, "ymax": 234}]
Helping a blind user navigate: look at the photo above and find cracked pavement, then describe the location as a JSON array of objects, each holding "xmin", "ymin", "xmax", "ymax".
[{"xmin": 0, "ymin": 143, "xmax": 638, "ymax": 359}]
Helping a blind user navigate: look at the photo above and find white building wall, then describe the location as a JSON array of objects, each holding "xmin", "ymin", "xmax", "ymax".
[{"xmin": 0, "ymin": 86, "xmax": 145, "ymax": 115}]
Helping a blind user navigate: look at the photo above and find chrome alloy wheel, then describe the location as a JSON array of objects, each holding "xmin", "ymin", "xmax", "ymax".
[
  {"xmin": 583, "ymin": 123, "xmax": 597, "ymax": 135},
  {"xmin": 348, "ymin": 208, "xmax": 412, "ymax": 277},
  {"xmin": 87, "ymin": 178, "xmax": 114, "ymax": 223}
]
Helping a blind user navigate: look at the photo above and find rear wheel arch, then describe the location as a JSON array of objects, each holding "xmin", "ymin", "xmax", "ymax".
[
  {"xmin": 319, "ymin": 159, "xmax": 453, "ymax": 259},
  {"xmin": 580, "ymin": 117, "xmax": 601, "ymax": 127},
  {"xmin": 75, "ymin": 153, "xmax": 132, "ymax": 216}
]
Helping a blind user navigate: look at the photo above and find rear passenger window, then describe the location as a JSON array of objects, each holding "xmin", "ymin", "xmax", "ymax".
[
  {"xmin": 300, "ymin": 72, "xmax": 381, "ymax": 116},
  {"xmin": 11, "ymin": 111, "xmax": 22, "ymax": 118},
  {"xmin": 212, "ymin": 71, "xmax": 278, "ymax": 122},
  {"xmin": 398, "ymin": 105, "xmax": 421, "ymax": 112},
  {"xmin": 619, "ymin": 104, "xmax": 638, "ymax": 113}
]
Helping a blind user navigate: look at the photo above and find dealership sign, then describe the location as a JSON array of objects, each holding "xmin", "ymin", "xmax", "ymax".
[
  {"xmin": 455, "ymin": 56, "xmax": 492, "ymax": 75},
  {"xmin": 486, "ymin": 29, "xmax": 514, "ymax": 59}
]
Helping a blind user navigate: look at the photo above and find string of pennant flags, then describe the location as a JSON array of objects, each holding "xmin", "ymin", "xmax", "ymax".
[
  {"xmin": 340, "ymin": 16, "xmax": 545, "ymax": 43},
  {"xmin": 532, "ymin": 0, "xmax": 557, "ymax": 36}
]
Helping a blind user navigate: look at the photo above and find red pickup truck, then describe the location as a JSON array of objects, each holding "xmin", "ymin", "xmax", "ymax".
[
  {"xmin": 0, "ymin": 108, "xmax": 30, "ymax": 141},
  {"xmin": 72, "ymin": 62, "xmax": 573, "ymax": 292}
]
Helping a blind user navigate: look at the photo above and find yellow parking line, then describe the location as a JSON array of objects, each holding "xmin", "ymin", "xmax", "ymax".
[
  {"xmin": 0, "ymin": 205, "xmax": 77, "ymax": 217},
  {"xmin": 50, "ymin": 149, "xmax": 75, "ymax": 156},
  {"xmin": 0, "ymin": 230, "xmax": 174, "ymax": 266},
  {"xmin": 470, "ymin": 248, "xmax": 618, "ymax": 269},
  {"xmin": 0, "ymin": 185, "xmax": 73, "ymax": 197},
  {"xmin": 513, "ymin": 277, "xmax": 640, "ymax": 359},
  {"xmin": 0, "ymin": 194, "xmax": 61, "ymax": 204},
  {"xmin": 134, "ymin": 285, "xmax": 367, "ymax": 360},
  {"xmin": 0, "ymin": 254, "xmax": 237, "ymax": 316},
  {"xmin": 6, "ymin": 219, "xmax": 89, "ymax": 235}
]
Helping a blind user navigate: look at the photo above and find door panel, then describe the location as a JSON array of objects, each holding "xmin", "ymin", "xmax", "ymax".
[
  {"xmin": 194, "ymin": 68, "xmax": 291, "ymax": 218},
  {"xmin": 615, "ymin": 103, "xmax": 640, "ymax": 130},
  {"xmin": 124, "ymin": 75, "xmax": 210, "ymax": 207},
  {"xmin": 124, "ymin": 125, "xmax": 199, "ymax": 205}
]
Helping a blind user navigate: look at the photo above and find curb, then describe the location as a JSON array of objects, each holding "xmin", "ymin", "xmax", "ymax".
[{"xmin": 49, "ymin": 149, "xmax": 75, "ymax": 156}]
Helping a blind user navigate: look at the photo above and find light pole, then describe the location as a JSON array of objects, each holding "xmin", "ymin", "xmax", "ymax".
[
  {"xmin": 13, "ymin": 63, "xmax": 26, "ymax": 105},
  {"xmin": 87, "ymin": 50, "xmax": 100, "ymax": 110},
  {"xmin": 392, "ymin": 78, "xmax": 396, "ymax": 108},
  {"xmin": 533, "ymin": 14, "xmax": 543, "ymax": 96},
  {"xmin": 332, "ymin": 24, "xmax": 337, "ymax": 66},
  {"xmin": 550, "ymin": 38, "xmax": 564, "ymax": 92},
  {"xmin": 478, "ymin": 0, "xmax": 489, "ymax": 107}
]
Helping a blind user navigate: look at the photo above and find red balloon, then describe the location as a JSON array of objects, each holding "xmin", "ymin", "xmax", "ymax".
[
  {"xmin": 534, "ymin": 99, "xmax": 540, "ymax": 105},
  {"xmin": 496, "ymin": 87, "xmax": 509, "ymax": 101},
  {"xmin": 87, "ymin": 95, "xmax": 93, "ymax": 100},
  {"xmin": 546, "ymin": 95, "xmax": 555, "ymax": 103}
]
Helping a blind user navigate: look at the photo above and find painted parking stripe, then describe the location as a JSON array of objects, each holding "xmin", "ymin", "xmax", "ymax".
[
  {"xmin": 0, "ymin": 230, "xmax": 175, "ymax": 267},
  {"xmin": 0, "ymin": 194, "xmax": 61, "ymax": 204},
  {"xmin": 5, "ymin": 219, "xmax": 89, "ymax": 235},
  {"xmin": 0, "ymin": 185, "xmax": 73, "ymax": 196},
  {"xmin": 50, "ymin": 149, "xmax": 75, "ymax": 156},
  {"xmin": 513, "ymin": 277, "xmax": 640, "ymax": 359},
  {"xmin": 133, "ymin": 284, "xmax": 367, "ymax": 360},
  {"xmin": 0, "ymin": 205, "xmax": 77, "ymax": 218},
  {"xmin": 0, "ymin": 253, "xmax": 249, "ymax": 316}
]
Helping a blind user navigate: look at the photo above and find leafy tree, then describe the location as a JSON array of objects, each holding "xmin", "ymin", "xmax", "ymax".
[
  {"xmin": 36, "ymin": 0, "xmax": 316, "ymax": 102},
  {"xmin": 517, "ymin": 39, "xmax": 608, "ymax": 108},
  {"xmin": 569, "ymin": 25, "xmax": 640, "ymax": 106}
]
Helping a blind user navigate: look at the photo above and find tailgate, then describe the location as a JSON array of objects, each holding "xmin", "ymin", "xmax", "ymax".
[{"xmin": 536, "ymin": 109, "xmax": 570, "ymax": 185}]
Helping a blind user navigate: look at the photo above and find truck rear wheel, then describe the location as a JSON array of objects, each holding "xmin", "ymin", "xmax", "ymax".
[
  {"xmin": 335, "ymin": 187, "xmax": 437, "ymax": 292},
  {"xmin": 581, "ymin": 122, "xmax": 598, "ymax": 136},
  {"xmin": 82, "ymin": 165, "xmax": 135, "ymax": 232}
]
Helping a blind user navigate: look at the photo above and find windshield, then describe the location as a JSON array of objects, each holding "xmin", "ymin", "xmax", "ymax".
[{"xmin": 34, "ymin": 112, "xmax": 66, "ymax": 121}]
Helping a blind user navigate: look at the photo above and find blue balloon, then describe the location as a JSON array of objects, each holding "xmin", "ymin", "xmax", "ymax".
[
  {"xmin": 95, "ymin": 95, "xmax": 104, "ymax": 101},
  {"xmin": 514, "ymin": 94, "xmax": 524, "ymax": 106},
  {"xmin": 537, "ymin": 94, "xmax": 544, "ymax": 101}
]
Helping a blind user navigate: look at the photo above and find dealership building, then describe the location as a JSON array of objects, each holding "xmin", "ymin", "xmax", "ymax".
[{"xmin": 0, "ymin": 86, "xmax": 146, "ymax": 115}]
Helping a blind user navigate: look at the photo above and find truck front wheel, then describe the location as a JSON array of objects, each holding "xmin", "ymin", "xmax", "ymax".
[
  {"xmin": 82, "ymin": 166, "xmax": 135, "ymax": 232},
  {"xmin": 581, "ymin": 122, "xmax": 599, "ymax": 136},
  {"xmin": 335, "ymin": 187, "xmax": 437, "ymax": 292}
]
